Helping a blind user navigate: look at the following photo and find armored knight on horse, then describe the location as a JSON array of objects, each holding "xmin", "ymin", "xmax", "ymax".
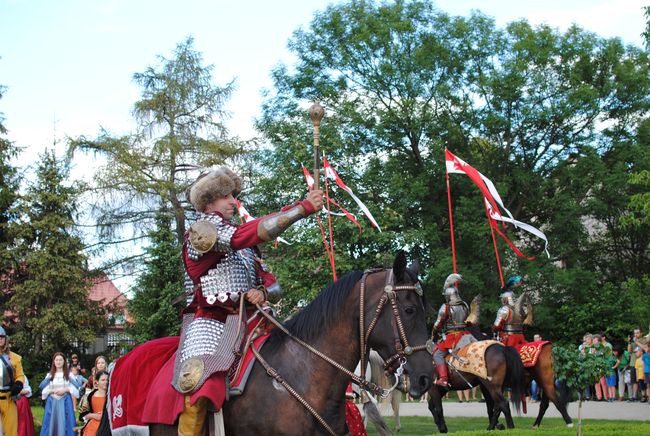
[
  {"xmin": 171, "ymin": 167, "xmax": 323, "ymax": 435},
  {"xmin": 492, "ymin": 275, "xmax": 534, "ymax": 346},
  {"xmin": 431, "ymin": 273, "xmax": 479, "ymax": 387}
]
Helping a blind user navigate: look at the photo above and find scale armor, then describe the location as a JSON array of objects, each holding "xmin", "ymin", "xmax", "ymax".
[{"xmin": 188, "ymin": 213, "xmax": 258, "ymax": 305}]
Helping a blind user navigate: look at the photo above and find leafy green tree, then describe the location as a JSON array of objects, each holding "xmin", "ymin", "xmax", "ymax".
[
  {"xmin": 127, "ymin": 214, "xmax": 184, "ymax": 342},
  {"xmin": 8, "ymin": 150, "xmax": 106, "ymax": 356},
  {"xmin": 251, "ymin": 0, "xmax": 650, "ymax": 342},
  {"xmin": 69, "ymin": 37, "xmax": 242, "ymax": 275},
  {"xmin": 553, "ymin": 345, "xmax": 607, "ymax": 435}
]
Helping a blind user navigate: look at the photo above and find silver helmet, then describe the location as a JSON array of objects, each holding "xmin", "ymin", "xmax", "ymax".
[
  {"xmin": 442, "ymin": 273, "xmax": 462, "ymax": 304},
  {"xmin": 500, "ymin": 290, "xmax": 515, "ymax": 306}
]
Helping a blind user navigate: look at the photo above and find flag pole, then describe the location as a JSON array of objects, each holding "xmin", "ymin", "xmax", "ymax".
[
  {"xmin": 484, "ymin": 202, "xmax": 505, "ymax": 288},
  {"xmin": 445, "ymin": 149, "xmax": 458, "ymax": 274},
  {"xmin": 309, "ymin": 103, "xmax": 325, "ymax": 189}
]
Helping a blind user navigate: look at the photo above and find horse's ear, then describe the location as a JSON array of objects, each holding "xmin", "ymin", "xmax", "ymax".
[
  {"xmin": 408, "ymin": 259, "xmax": 420, "ymax": 278},
  {"xmin": 393, "ymin": 250, "xmax": 407, "ymax": 281}
]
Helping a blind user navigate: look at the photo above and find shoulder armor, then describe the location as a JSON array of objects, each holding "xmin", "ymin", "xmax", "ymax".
[
  {"xmin": 187, "ymin": 214, "xmax": 236, "ymax": 259},
  {"xmin": 189, "ymin": 220, "xmax": 218, "ymax": 254}
]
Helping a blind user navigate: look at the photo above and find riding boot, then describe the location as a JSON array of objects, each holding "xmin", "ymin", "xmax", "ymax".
[
  {"xmin": 178, "ymin": 396, "xmax": 208, "ymax": 436},
  {"xmin": 434, "ymin": 363, "xmax": 449, "ymax": 386}
]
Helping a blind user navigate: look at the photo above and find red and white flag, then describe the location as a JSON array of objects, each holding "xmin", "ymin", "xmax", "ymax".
[
  {"xmin": 446, "ymin": 148, "xmax": 549, "ymax": 256},
  {"xmin": 445, "ymin": 149, "xmax": 515, "ymax": 222},
  {"xmin": 302, "ymin": 165, "xmax": 315, "ymax": 189},
  {"xmin": 323, "ymin": 156, "xmax": 381, "ymax": 232}
]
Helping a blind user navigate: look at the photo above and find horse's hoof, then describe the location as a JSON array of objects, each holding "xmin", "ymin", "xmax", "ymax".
[
  {"xmin": 567, "ymin": 423, "xmax": 574, "ymax": 428},
  {"xmin": 532, "ymin": 425, "xmax": 539, "ymax": 430},
  {"xmin": 496, "ymin": 423, "xmax": 505, "ymax": 430}
]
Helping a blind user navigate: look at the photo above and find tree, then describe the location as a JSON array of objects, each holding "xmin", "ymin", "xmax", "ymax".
[
  {"xmin": 127, "ymin": 214, "xmax": 184, "ymax": 343},
  {"xmin": 7, "ymin": 150, "xmax": 106, "ymax": 356},
  {"xmin": 69, "ymin": 37, "xmax": 243, "ymax": 277},
  {"xmin": 0, "ymin": 85, "xmax": 21, "ymax": 307},
  {"xmin": 553, "ymin": 345, "xmax": 607, "ymax": 435},
  {"xmin": 251, "ymin": 0, "xmax": 650, "ymax": 342}
]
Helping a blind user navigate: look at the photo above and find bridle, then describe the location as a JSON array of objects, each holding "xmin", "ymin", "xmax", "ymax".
[
  {"xmin": 252, "ymin": 267, "xmax": 432, "ymax": 435},
  {"xmin": 358, "ymin": 268, "xmax": 433, "ymax": 397}
]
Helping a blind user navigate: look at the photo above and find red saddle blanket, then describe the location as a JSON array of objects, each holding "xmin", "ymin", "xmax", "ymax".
[
  {"xmin": 107, "ymin": 331, "xmax": 272, "ymax": 433},
  {"xmin": 107, "ymin": 337, "xmax": 225, "ymax": 433},
  {"xmin": 516, "ymin": 340, "xmax": 550, "ymax": 367}
]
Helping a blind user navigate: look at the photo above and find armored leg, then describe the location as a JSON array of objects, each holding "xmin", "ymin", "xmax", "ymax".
[{"xmin": 433, "ymin": 349, "xmax": 449, "ymax": 387}]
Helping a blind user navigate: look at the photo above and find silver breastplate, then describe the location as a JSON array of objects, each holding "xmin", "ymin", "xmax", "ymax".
[
  {"xmin": 446, "ymin": 302, "xmax": 469, "ymax": 331},
  {"xmin": 200, "ymin": 248, "xmax": 257, "ymax": 304},
  {"xmin": 0, "ymin": 356, "xmax": 12, "ymax": 388},
  {"xmin": 504, "ymin": 304, "xmax": 524, "ymax": 332}
]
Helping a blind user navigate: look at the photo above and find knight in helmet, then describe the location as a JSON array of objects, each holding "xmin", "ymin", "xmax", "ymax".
[
  {"xmin": 492, "ymin": 275, "xmax": 533, "ymax": 346},
  {"xmin": 171, "ymin": 167, "xmax": 323, "ymax": 435},
  {"xmin": 432, "ymin": 274, "xmax": 479, "ymax": 387}
]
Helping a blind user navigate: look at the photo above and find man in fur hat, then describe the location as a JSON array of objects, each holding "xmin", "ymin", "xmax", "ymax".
[
  {"xmin": 0, "ymin": 326, "xmax": 25, "ymax": 436},
  {"xmin": 175, "ymin": 167, "xmax": 323, "ymax": 435},
  {"xmin": 431, "ymin": 273, "xmax": 473, "ymax": 387}
]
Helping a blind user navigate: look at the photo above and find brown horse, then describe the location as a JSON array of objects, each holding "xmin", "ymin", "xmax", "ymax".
[
  {"xmin": 527, "ymin": 343, "xmax": 573, "ymax": 428},
  {"xmin": 465, "ymin": 330, "xmax": 573, "ymax": 429},
  {"xmin": 427, "ymin": 342, "xmax": 526, "ymax": 433},
  {"xmin": 100, "ymin": 251, "xmax": 433, "ymax": 435}
]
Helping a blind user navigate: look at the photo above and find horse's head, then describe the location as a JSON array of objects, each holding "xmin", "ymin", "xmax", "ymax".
[{"xmin": 362, "ymin": 251, "xmax": 433, "ymax": 398}]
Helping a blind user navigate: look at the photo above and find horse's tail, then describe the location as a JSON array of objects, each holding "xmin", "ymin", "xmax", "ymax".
[
  {"xmin": 363, "ymin": 400, "xmax": 393, "ymax": 436},
  {"xmin": 504, "ymin": 345, "xmax": 525, "ymax": 414}
]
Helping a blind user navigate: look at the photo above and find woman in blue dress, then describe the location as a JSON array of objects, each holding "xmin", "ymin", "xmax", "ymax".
[{"xmin": 39, "ymin": 352, "xmax": 79, "ymax": 436}]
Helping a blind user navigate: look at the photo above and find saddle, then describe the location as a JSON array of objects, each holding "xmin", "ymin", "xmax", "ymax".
[
  {"xmin": 445, "ymin": 340, "xmax": 502, "ymax": 380},
  {"xmin": 516, "ymin": 340, "xmax": 549, "ymax": 367}
]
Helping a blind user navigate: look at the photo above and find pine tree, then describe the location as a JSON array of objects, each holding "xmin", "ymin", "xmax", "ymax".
[
  {"xmin": 127, "ymin": 214, "xmax": 184, "ymax": 343},
  {"xmin": 8, "ymin": 150, "xmax": 106, "ymax": 356},
  {"xmin": 69, "ymin": 37, "xmax": 242, "ymax": 275},
  {"xmin": 0, "ymin": 86, "xmax": 20, "ymax": 309}
]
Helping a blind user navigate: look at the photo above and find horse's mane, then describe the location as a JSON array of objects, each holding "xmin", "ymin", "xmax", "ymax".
[{"xmin": 268, "ymin": 270, "xmax": 364, "ymax": 345}]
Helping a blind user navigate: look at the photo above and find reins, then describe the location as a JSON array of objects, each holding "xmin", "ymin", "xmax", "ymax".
[{"xmin": 248, "ymin": 267, "xmax": 432, "ymax": 435}]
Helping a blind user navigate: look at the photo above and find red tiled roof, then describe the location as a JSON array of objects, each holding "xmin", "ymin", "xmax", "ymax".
[{"xmin": 89, "ymin": 275, "xmax": 133, "ymax": 323}]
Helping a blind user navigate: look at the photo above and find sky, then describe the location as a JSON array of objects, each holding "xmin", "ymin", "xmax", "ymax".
[
  {"xmin": 1, "ymin": 0, "xmax": 648, "ymax": 290},
  {"xmin": 1, "ymin": 0, "xmax": 647, "ymax": 167}
]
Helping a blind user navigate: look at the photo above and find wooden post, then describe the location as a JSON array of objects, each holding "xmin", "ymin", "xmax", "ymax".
[{"xmin": 308, "ymin": 103, "xmax": 325, "ymax": 190}]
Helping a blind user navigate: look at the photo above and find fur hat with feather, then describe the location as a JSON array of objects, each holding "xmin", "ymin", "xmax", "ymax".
[{"xmin": 187, "ymin": 167, "xmax": 242, "ymax": 212}]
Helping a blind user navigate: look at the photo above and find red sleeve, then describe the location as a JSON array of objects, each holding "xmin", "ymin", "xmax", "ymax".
[
  {"xmin": 183, "ymin": 240, "xmax": 225, "ymax": 284},
  {"xmin": 258, "ymin": 268, "xmax": 277, "ymax": 289}
]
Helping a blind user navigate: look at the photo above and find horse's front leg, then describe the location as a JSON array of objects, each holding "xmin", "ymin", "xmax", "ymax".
[
  {"xmin": 391, "ymin": 391, "xmax": 401, "ymax": 432},
  {"xmin": 427, "ymin": 386, "xmax": 448, "ymax": 433}
]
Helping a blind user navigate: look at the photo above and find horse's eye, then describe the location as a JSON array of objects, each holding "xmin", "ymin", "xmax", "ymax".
[{"xmin": 405, "ymin": 306, "xmax": 416, "ymax": 315}]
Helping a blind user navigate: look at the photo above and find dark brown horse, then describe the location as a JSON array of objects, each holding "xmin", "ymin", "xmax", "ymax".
[
  {"xmin": 100, "ymin": 251, "xmax": 433, "ymax": 435},
  {"xmin": 427, "ymin": 342, "xmax": 525, "ymax": 433}
]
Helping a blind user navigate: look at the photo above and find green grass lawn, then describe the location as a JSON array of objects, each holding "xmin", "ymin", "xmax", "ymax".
[
  {"xmin": 367, "ymin": 416, "xmax": 650, "ymax": 435},
  {"xmin": 30, "ymin": 405, "xmax": 650, "ymax": 435}
]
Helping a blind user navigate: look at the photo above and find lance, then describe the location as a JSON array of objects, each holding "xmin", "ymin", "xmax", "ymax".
[{"xmin": 308, "ymin": 103, "xmax": 325, "ymax": 189}]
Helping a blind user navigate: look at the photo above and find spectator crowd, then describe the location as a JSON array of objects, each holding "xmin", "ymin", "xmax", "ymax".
[{"xmin": 578, "ymin": 328, "xmax": 650, "ymax": 403}]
